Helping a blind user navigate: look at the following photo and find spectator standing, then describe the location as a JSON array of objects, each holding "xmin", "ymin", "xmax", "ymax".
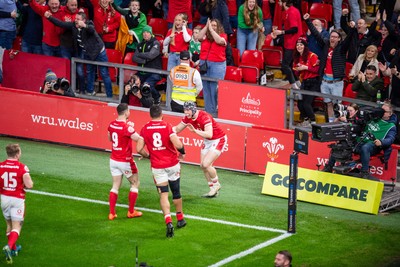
[
  {"xmin": 226, "ymin": 0, "xmax": 238, "ymax": 29},
  {"xmin": 349, "ymin": 45, "xmax": 380, "ymax": 81},
  {"xmin": 197, "ymin": 18, "xmax": 227, "ymax": 117},
  {"xmin": 136, "ymin": 105, "xmax": 187, "ymax": 238},
  {"xmin": 107, "ymin": 103, "xmax": 143, "ymax": 220},
  {"xmin": 167, "ymin": 0, "xmax": 192, "ymax": 29},
  {"xmin": 0, "ymin": 144, "xmax": 34, "ymax": 264},
  {"xmin": 333, "ymin": 0, "xmax": 360, "ymax": 29},
  {"xmin": 46, "ymin": 11, "xmax": 114, "ymax": 97},
  {"xmin": 201, "ymin": 0, "xmax": 233, "ymax": 35},
  {"xmin": 274, "ymin": 250, "xmax": 292, "ymax": 267},
  {"xmin": 0, "ymin": 0, "xmax": 17, "ymax": 49},
  {"xmin": 132, "ymin": 25, "xmax": 162, "ymax": 104},
  {"xmin": 305, "ymin": 19, "xmax": 329, "ymax": 58},
  {"xmin": 382, "ymin": 51, "xmax": 400, "ymax": 109},
  {"xmin": 91, "ymin": 0, "xmax": 121, "ymax": 48},
  {"xmin": 261, "ymin": 0, "xmax": 272, "ymax": 36},
  {"xmin": 272, "ymin": 0, "xmax": 301, "ymax": 90},
  {"xmin": 188, "ymin": 25, "xmax": 201, "ymax": 67},
  {"xmin": 304, "ymin": 12, "xmax": 352, "ymax": 123},
  {"xmin": 113, "ymin": 0, "xmax": 147, "ymax": 54},
  {"xmin": 292, "ymin": 37, "xmax": 319, "ymax": 128},
  {"xmin": 374, "ymin": 11, "xmax": 398, "ymax": 67},
  {"xmin": 236, "ymin": 0, "xmax": 263, "ymax": 56},
  {"xmin": 163, "ymin": 13, "xmax": 192, "ymax": 71},
  {"xmin": 30, "ymin": 0, "xmax": 65, "ymax": 57},
  {"xmin": 341, "ymin": 8, "xmax": 379, "ymax": 65},
  {"xmin": 169, "ymin": 51, "xmax": 203, "ymax": 112},
  {"xmin": 174, "ymin": 101, "xmax": 227, "ymax": 198},
  {"xmin": 16, "ymin": 0, "xmax": 43, "ymax": 54},
  {"xmin": 39, "ymin": 69, "xmax": 76, "ymax": 97},
  {"xmin": 120, "ymin": 74, "xmax": 154, "ymax": 107},
  {"xmin": 352, "ymin": 65, "xmax": 384, "ymax": 102},
  {"xmin": 59, "ymin": 0, "xmax": 79, "ymax": 59},
  {"xmin": 139, "ymin": 0, "xmax": 163, "ymax": 18}
]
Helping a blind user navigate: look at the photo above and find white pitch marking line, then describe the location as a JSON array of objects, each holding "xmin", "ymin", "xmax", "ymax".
[{"xmin": 28, "ymin": 190, "xmax": 293, "ymax": 266}]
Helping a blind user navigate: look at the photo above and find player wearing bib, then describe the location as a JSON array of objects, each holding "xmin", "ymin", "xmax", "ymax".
[
  {"xmin": 0, "ymin": 144, "xmax": 34, "ymax": 264},
  {"xmin": 174, "ymin": 101, "xmax": 228, "ymax": 198},
  {"xmin": 136, "ymin": 105, "xmax": 186, "ymax": 238},
  {"xmin": 107, "ymin": 103, "xmax": 142, "ymax": 221}
]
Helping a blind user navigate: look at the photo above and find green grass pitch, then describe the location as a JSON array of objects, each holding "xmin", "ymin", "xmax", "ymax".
[{"xmin": 0, "ymin": 136, "xmax": 399, "ymax": 266}]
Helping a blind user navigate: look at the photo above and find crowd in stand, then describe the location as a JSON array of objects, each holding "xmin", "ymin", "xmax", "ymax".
[{"xmin": 1, "ymin": 0, "xmax": 400, "ymax": 119}]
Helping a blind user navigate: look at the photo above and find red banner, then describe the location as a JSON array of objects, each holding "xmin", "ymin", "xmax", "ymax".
[
  {"xmin": 0, "ymin": 87, "xmax": 245, "ymax": 171},
  {"xmin": 218, "ymin": 80, "xmax": 286, "ymax": 128},
  {"xmin": 2, "ymin": 51, "xmax": 71, "ymax": 92}
]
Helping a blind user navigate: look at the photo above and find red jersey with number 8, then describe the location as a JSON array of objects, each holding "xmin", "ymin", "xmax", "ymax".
[
  {"xmin": 139, "ymin": 120, "xmax": 179, "ymax": 169},
  {"xmin": 0, "ymin": 159, "xmax": 29, "ymax": 199},
  {"xmin": 108, "ymin": 120, "xmax": 136, "ymax": 162}
]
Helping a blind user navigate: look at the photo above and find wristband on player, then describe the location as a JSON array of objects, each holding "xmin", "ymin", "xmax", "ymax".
[{"xmin": 177, "ymin": 146, "xmax": 185, "ymax": 155}]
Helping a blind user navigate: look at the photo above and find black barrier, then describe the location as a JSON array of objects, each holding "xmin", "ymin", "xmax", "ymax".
[{"xmin": 288, "ymin": 152, "xmax": 298, "ymax": 233}]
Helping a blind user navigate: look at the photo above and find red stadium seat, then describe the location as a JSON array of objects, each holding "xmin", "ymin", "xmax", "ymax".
[
  {"xmin": 239, "ymin": 50, "xmax": 264, "ymax": 84},
  {"xmin": 122, "ymin": 52, "xmax": 138, "ymax": 83},
  {"xmin": 309, "ymin": 3, "xmax": 333, "ymax": 29},
  {"xmin": 262, "ymin": 46, "xmax": 283, "ymax": 69},
  {"xmin": 224, "ymin": 66, "xmax": 243, "ymax": 82},
  {"xmin": 155, "ymin": 35, "xmax": 164, "ymax": 53},
  {"xmin": 342, "ymin": 83, "xmax": 357, "ymax": 105},
  {"xmin": 231, "ymin": 47, "xmax": 240, "ymax": 66},
  {"xmin": 98, "ymin": 49, "xmax": 123, "ymax": 87},
  {"xmin": 148, "ymin": 18, "xmax": 169, "ymax": 39}
]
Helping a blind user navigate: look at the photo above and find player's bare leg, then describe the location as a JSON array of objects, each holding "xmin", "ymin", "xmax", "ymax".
[
  {"xmin": 127, "ymin": 174, "xmax": 142, "ymax": 218},
  {"xmin": 200, "ymin": 151, "xmax": 221, "ymax": 198},
  {"xmin": 109, "ymin": 175, "xmax": 123, "ymax": 220},
  {"xmin": 158, "ymin": 183, "xmax": 174, "ymax": 237}
]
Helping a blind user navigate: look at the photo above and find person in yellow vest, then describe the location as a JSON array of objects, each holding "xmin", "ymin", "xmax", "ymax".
[{"xmin": 169, "ymin": 50, "xmax": 203, "ymax": 112}]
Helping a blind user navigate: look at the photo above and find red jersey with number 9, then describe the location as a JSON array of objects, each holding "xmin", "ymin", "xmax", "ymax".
[
  {"xmin": 139, "ymin": 120, "xmax": 179, "ymax": 169},
  {"xmin": 0, "ymin": 159, "xmax": 29, "ymax": 199},
  {"xmin": 108, "ymin": 120, "xmax": 136, "ymax": 162}
]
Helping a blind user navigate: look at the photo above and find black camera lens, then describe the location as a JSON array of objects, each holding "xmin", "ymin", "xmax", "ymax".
[{"xmin": 130, "ymin": 85, "xmax": 140, "ymax": 94}]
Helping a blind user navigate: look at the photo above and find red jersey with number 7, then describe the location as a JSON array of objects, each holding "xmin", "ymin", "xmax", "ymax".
[
  {"xmin": 0, "ymin": 159, "xmax": 29, "ymax": 199},
  {"xmin": 108, "ymin": 120, "xmax": 136, "ymax": 162},
  {"xmin": 139, "ymin": 120, "xmax": 179, "ymax": 169}
]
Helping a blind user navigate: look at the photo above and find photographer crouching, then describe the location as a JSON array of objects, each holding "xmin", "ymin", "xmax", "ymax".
[
  {"xmin": 121, "ymin": 75, "xmax": 154, "ymax": 108},
  {"xmin": 323, "ymin": 102, "xmax": 397, "ymax": 179},
  {"xmin": 40, "ymin": 69, "xmax": 75, "ymax": 97}
]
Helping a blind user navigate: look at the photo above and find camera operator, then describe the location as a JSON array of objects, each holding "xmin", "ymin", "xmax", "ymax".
[
  {"xmin": 323, "ymin": 102, "xmax": 397, "ymax": 179},
  {"xmin": 333, "ymin": 103, "xmax": 360, "ymax": 123},
  {"xmin": 39, "ymin": 69, "xmax": 75, "ymax": 97},
  {"xmin": 121, "ymin": 75, "xmax": 154, "ymax": 108}
]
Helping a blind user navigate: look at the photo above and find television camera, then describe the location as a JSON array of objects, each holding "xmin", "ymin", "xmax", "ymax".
[{"xmin": 311, "ymin": 105, "xmax": 384, "ymax": 176}]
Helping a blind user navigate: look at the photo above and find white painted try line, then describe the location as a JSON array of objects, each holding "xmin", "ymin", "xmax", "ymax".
[{"xmin": 27, "ymin": 189, "xmax": 293, "ymax": 266}]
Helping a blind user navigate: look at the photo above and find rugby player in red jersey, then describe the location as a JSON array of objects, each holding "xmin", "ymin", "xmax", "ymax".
[
  {"xmin": 136, "ymin": 105, "xmax": 186, "ymax": 238},
  {"xmin": 107, "ymin": 103, "xmax": 142, "ymax": 220},
  {"xmin": 174, "ymin": 101, "xmax": 228, "ymax": 198},
  {"xmin": 0, "ymin": 144, "xmax": 34, "ymax": 264}
]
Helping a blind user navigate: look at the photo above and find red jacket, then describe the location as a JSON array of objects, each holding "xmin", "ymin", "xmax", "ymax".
[
  {"xmin": 91, "ymin": 0, "xmax": 121, "ymax": 43},
  {"xmin": 30, "ymin": 0, "xmax": 65, "ymax": 47}
]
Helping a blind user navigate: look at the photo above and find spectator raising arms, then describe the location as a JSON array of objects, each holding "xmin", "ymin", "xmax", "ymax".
[
  {"xmin": 30, "ymin": 0, "xmax": 65, "ymax": 57},
  {"xmin": 197, "ymin": 18, "xmax": 227, "ymax": 117},
  {"xmin": 237, "ymin": 0, "xmax": 263, "ymax": 56},
  {"xmin": 113, "ymin": 0, "xmax": 147, "ymax": 54},
  {"xmin": 46, "ymin": 11, "xmax": 114, "ymax": 97}
]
